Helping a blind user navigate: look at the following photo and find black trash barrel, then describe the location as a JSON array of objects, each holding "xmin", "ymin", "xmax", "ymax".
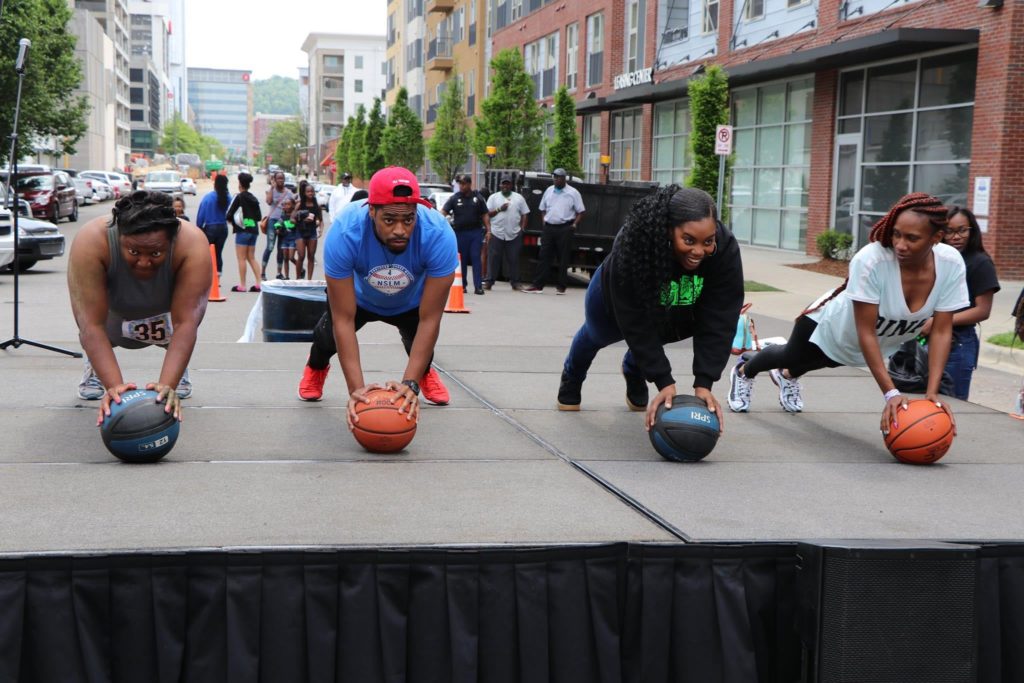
[{"xmin": 260, "ymin": 280, "xmax": 328, "ymax": 342}]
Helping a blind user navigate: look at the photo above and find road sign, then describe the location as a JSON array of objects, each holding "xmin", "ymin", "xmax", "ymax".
[{"xmin": 715, "ymin": 125, "xmax": 733, "ymax": 156}]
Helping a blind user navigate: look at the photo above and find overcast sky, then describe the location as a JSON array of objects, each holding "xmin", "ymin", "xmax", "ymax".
[{"xmin": 184, "ymin": 0, "xmax": 386, "ymax": 80}]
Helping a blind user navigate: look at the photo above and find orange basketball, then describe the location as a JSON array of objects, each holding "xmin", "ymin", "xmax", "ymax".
[
  {"xmin": 352, "ymin": 388, "xmax": 417, "ymax": 453},
  {"xmin": 883, "ymin": 398, "xmax": 954, "ymax": 464}
]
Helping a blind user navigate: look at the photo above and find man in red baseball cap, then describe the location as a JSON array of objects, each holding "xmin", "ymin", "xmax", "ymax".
[{"xmin": 297, "ymin": 167, "xmax": 458, "ymax": 428}]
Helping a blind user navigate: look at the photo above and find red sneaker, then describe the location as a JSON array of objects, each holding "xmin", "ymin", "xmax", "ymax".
[
  {"xmin": 298, "ymin": 362, "xmax": 330, "ymax": 401},
  {"xmin": 420, "ymin": 367, "xmax": 449, "ymax": 405}
]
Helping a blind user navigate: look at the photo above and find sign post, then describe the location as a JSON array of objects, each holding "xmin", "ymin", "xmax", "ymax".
[{"xmin": 714, "ymin": 125, "xmax": 733, "ymax": 217}]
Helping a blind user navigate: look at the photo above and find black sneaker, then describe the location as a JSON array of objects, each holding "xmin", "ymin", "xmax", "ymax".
[
  {"xmin": 557, "ymin": 371, "xmax": 582, "ymax": 411},
  {"xmin": 622, "ymin": 366, "xmax": 648, "ymax": 411}
]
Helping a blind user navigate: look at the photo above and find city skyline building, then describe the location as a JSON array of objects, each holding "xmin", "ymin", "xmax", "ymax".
[
  {"xmin": 128, "ymin": 2, "xmax": 173, "ymax": 157},
  {"xmin": 187, "ymin": 67, "xmax": 254, "ymax": 161}
]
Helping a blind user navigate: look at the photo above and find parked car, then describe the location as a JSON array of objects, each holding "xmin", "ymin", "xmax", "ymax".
[
  {"xmin": 80, "ymin": 170, "xmax": 132, "ymax": 198},
  {"xmin": 180, "ymin": 177, "xmax": 197, "ymax": 195},
  {"xmin": 283, "ymin": 173, "xmax": 297, "ymax": 192},
  {"xmin": 10, "ymin": 215, "xmax": 65, "ymax": 271},
  {"xmin": 0, "ymin": 209, "xmax": 14, "ymax": 270},
  {"xmin": 70, "ymin": 176, "xmax": 94, "ymax": 205},
  {"xmin": 315, "ymin": 183, "xmax": 333, "ymax": 208},
  {"xmin": 426, "ymin": 190, "xmax": 454, "ymax": 214},
  {"xmin": 142, "ymin": 170, "xmax": 184, "ymax": 197},
  {"xmin": 0, "ymin": 167, "xmax": 78, "ymax": 223},
  {"xmin": 89, "ymin": 177, "xmax": 113, "ymax": 201}
]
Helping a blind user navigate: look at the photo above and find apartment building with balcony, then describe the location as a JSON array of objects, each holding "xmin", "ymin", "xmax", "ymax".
[
  {"xmin": 187, "ymin": 68, "xmax": 253, "ymax": 160},
  {"xmin": 493, "ymin": 0, "xmax": 1024, "ymax": 276},
  {"xmin": 301, "ymin": 33, "xmax": 387, "ymax": 176},
  {"xmin": 386, "ymin": 0, "xmax": 428, "ymax": 118}
]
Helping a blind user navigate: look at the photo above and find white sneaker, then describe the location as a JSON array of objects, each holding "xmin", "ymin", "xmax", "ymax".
[
  {"xmin": 728, "ymin": 361, "xmax": 754, "ymax": 412},
  {"xmin": 769, "ymin": 369, "xmax": 803, "ymax": 413},
  {"xmin": 176, "ymin": 368, "xmax": 192, "ymax": 399},
  {"xmin": 77, "ymin": 361, "xmax": 104, "ymax": 400}
]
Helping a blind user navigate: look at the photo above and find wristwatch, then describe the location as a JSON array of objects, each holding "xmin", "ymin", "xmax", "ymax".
[{"xmin": 401, "ymin": 379, "xmax": 420, "ymax": 396}]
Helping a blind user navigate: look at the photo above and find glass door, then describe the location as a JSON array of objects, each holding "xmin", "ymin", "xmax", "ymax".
[{"xmin": 832, "ymin": 133, "xmax": 861, "ymax": 248}]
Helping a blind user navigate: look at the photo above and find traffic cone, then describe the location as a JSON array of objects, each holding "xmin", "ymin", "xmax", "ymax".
[
  {"xmin": 207, "ymin": 244, "xmax": 226, "ymax": 302},
  {"xmin": 444, "ymin": 254, "xmax": 470, "ymax": 313}
]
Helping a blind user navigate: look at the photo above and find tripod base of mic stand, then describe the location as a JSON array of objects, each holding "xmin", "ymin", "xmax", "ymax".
[{"xmin": 0, "ymin": 336, "xmax": 82, "ymax": 357}]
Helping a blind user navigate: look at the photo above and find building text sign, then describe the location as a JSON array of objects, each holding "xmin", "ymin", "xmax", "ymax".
[
  {"xmin": 973, "ymin": 176, "xmax": 991, "ymax": 217},
  {"xmin": 613, "ymin": 68, "xmax": 653, "ymax": 90}
]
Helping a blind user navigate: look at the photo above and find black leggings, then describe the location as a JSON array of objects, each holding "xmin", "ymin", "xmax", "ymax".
[
  {"xmin": 307, "ymin": 304, "xmax": 430, "ymax": 371},
  {"xmin": 742, "ymin": 315, "xmax": 842, "ymax": 379}
]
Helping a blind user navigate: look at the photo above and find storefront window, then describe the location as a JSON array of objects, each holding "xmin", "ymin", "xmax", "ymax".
[
  {"xmin": 652, "ymin": 99, "xmax": 690, "ymax": 185},
  {"xmin": 582, "ymin": 114, "xmax": 601, "ymax": 182},
  {"xmin": 836, "ymin": 49, "xmax": 976, "ymax": 244},
  {"xmin": 609, "ymin": 108, "xmax": 642, "ymax": 181},
  {"xmin": 729, "ymin": 77, "xmax": 813, "ymax": 249}
]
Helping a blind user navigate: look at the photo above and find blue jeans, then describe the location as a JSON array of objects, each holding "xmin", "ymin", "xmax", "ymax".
[
  {"xmin": 261, "ymin": 224, "xmax": 284, "ymax": 273},
  {"xmin": 944, "ymin": 326, "xmax": 979, "ymax": 400},
  {"xmin": 562, "ymin": 264, "xmax": 641, "ymax": 382},
  {"xmin": 455, "ymin": 228, "xmax": 484, "ymax": 290}
]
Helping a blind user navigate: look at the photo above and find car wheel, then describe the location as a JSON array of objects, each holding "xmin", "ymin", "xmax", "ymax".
[
  {"xmin": 50, "ymin": 204, "xmax": 59, "ymax": 223},
  {"xmin": 69, "ymin": 202, "xmax": 79, "ymax": 222},
  {"xmin": 18, "ymin": 259, "xmax": 37, "ymax": 271}
]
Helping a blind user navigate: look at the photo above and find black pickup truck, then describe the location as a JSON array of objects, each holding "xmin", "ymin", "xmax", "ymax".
[{"xmin": 484, "ymin": 170, "xmax": 659, "ymax": 279}]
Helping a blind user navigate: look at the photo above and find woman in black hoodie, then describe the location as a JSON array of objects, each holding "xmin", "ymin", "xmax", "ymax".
[{"xmin": 558, "ymin": 186, "xmax": 744, "ymax": 430}]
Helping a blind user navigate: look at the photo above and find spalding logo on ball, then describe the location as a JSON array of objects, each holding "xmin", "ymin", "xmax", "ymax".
[
  {"xmin": 649, "ymin": 394, "xmax": 720, "ymax": 462},
  {"xmin": 100, "ymin": 389, "xmax": 179, "ymax": 463}
]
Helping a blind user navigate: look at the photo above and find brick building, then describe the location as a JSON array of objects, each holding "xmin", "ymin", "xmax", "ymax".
[{"xmin": 492, "ymin": 0, "xmax": 1024, "ymax": 276}]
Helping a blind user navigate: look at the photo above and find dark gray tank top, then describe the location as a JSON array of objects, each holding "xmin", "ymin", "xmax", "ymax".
[{"xmin": 106, "ymin": 223, "xmax": 175, "ymax": 319}]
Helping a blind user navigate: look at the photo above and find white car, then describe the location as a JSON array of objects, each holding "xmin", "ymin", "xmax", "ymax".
[
  {"xmin": 0, "ymin": 210, "xmax": 14, "ymax": 270},
  {"xmin": 80, "ymin": 170, "xmax": 132, "ymax": 198},
  {"xmin": 180, "ymin": 177, "xmax": 197, "ymax": 195},
  {"xmin": 89, "ymin": 178, "xmax": 113, "ymax": 201},
  {"xmin": 142, "ymin": 171, "xmax": 184, "ymax": 197},
  {"xmin": 315, "ymin": 183, "xmax": 333, "ymax": 208}
]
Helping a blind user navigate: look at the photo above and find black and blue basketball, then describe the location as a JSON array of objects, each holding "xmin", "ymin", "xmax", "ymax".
[
  {"xmin": 648, "ymin": 394, "xmax": 720, "ymax": 462},
  {"xmin": 100, "ymin": 389, "xmax": 179, "ymax": 463}
]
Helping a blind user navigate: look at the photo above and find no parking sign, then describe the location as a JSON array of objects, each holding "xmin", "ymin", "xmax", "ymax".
[{"xmin": 715, "ymin": 125, "xmax": 733, "ymax": 156}]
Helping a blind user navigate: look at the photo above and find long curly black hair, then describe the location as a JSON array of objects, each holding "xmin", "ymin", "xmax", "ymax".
[{"xmin": 614, "ymin": 185, "xmax": 717, "ymax": 314}]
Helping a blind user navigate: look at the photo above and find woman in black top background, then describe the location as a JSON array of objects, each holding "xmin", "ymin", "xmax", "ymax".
[{"xmin": 293, "ymin": 180, "xmax": 323, "ymax": 279}]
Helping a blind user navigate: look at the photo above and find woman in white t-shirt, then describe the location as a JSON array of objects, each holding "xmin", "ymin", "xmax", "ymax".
[{"xmin": 728, "ymin": 193, "xmax": 968, "ymax": 435}]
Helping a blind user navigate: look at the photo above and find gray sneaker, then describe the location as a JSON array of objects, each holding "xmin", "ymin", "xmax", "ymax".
[
  {"xmin": 176, "ymin": 368, "xmax": 192, "ymax": 399},
  {"xmin": 728, "ymin": 361, "xmax": 754, "ymax": 413},
  {"xmin": 77, "ymin": 362, "xmax": 104, "ymax": 400},
  {"xmin": 769, "ymin": 368, "xmax": 803, "ymax": 413}
]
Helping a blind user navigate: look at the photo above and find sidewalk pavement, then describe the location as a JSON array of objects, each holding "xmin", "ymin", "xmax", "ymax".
[{"xmin": 738, "ymin": 245, "xmax": 1024, "ymax": 374}]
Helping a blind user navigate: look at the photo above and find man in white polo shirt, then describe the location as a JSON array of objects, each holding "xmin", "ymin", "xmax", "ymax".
[
  {"xmin": 521, "ymin": 168, "xmax": 585, "ymax": 295},
  {"xmin": 483, "ymin": 174, "xmax": 530, "ymax": 291}
]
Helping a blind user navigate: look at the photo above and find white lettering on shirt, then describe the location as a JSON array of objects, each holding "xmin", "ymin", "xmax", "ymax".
[{"xmin": 366, "ymin": 263, "xmax": 414, "ymax": 296}]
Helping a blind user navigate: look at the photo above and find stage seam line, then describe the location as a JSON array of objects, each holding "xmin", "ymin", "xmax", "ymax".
[{"xmin": 434, "ymin": 365, "xmax": 691, "ymax": 542}]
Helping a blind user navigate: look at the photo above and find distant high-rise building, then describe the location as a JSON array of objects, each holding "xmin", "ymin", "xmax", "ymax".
[
  {"xmin": 128, "ymin": 2, "xmax": 173, "ymax": 157},
  {"xmin": 298, "ymin": 67, "xmax": 310, "ymax": 124},
  {"xmin": 187, "ymin": 67, "xmax": 254, "ymax": 161}
]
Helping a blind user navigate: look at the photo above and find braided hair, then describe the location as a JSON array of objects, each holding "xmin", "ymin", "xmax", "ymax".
[
  {"xmin": 804, "ymin": 192, "xmax": 948, "ymax": 314},
  {"xmin": 110, "ymin": 190, "xmax": 180, "ymax": 240},
  {"xmin": 615, "ymin": 185, "xmax": 717, "ymax": 315}
]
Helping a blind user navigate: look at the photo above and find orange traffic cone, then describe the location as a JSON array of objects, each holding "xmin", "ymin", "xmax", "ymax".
[
  {"xmin": 444, "ymin": 254, "xmax": 470, "ymax": 313},
  {"xmin": 208, "ymin": 244, "xmax": 226, "ymax": 302}
]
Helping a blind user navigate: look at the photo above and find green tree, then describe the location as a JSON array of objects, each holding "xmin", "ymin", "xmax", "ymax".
[
  {"xmin": 335, "ymin": 115, "xmax": 356, "ymax": 175},
  {"xmin": 428, "ymin": 76, "xmax": 470, "ymax": 184},
  {"xmin": 253, "ymin": 75, "xmax": 300, "ymax": 115},
  {"xmin": 348, "ymin": 105, "xmax": 368, "ymax": 179},
  {"xmin": 381, "ymin": 87, "xmax": 425, "ymax": 173},
  {"xmin": 685, "ymin": 65, "xmax": 731, "ymax": 214},
  {"xmin": 473, "ymin": 49, "xmax": 544, "ymax": 169},
  {"xmin": 546, "ymin": 86, "xmax": 582, "ymax": 177},
  {"xmin": 363, "ymin": 98, "xmax": 386, "ymax": 178},
  {"xmin": 159, "ymin": 114, "xmax": 201, "ymax": 156},
  {"xmin": 0, "ymin": 0, "xmax": 89, "ymax": 165},
  {"xmin": 263, "ymin": 118, "xmax": 307, "ymax": 173},
  {"xmin": 197, "ymin": 134, "xmax": 226, "ymax": 162}
]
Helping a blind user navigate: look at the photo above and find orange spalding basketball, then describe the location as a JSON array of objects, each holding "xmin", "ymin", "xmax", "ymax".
[
  {"xmin": 352, "ymin": 388, "xmax": 417, "ymax": 453},
  {"xmin": 883, "ymin": 398, "xmax": 954, "ymax": 464}
]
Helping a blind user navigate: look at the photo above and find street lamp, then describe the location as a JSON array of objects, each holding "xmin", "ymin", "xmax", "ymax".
[{"xmin": 600, "ymin": 154, "xmax": 611, "ymax": 184}]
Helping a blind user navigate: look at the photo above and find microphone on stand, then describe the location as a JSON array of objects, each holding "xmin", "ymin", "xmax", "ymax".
[{"xmin": 15, "ymin": 38, "xmax": 30, "ymax": 73}]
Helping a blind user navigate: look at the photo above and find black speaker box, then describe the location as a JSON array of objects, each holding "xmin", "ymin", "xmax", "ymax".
[{"xmin": 797, "ymin": 540, "xmax": 979, "ymax": 683}]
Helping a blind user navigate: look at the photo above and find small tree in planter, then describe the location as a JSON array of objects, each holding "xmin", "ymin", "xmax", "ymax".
[{"xmin": 685, "ymin": 65, "xmax": 730, "ymax": 220}]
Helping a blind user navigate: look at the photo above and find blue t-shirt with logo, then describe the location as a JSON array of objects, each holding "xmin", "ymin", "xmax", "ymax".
[{"xmin": 323, "ymin": 200, "xmax": 458, "ymax": 316}]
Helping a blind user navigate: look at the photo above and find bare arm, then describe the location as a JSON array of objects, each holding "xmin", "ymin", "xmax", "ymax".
[
  {"xmin": 68, "ymin": 218, "xmax": 122, "ymax": 393},
  {"xmin": 325, "ymin": 276, "xmax": 371, "ymax": 429},
  {"xmin": 853, "ymin": 301, "xmax": 906, "ymax": 434},
  {"xmin": 404, "ymin": 274, "xmax": 454, "ymax": 383},
  {"xmin": 922, "ymin": 290, "xmax": 996, "ymax": 334}
]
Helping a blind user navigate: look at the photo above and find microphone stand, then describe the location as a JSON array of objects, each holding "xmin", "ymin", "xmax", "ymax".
[{"xmin": 0, "ymin": 38, "xmax": 81, "ymax": 357}]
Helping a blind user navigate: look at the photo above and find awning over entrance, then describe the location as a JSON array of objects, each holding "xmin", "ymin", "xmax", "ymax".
[{"xmin": 576, "ymin": 28, "xmax": 978, "ymax": 113}]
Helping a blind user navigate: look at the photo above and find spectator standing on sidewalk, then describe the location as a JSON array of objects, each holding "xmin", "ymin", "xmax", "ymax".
[
  {"xmin": 483, "ymin": 175, "xmax": 530, "ymax": 291},
  {"xmin": 224, "ymin": 172, "xmax": 263, "ymax": 292},
  {"xmin": 442, "ymin": 174, "xmax": 490, "ymax": 295},
  {"xmin": 195, "ymin": 173, "xmax": 231, "ymax": 276},
  {"xmin": 262, "ymin": 171, "xmax": 295, "ymax": 281},
  {"xmin": 328, "ymin": 172, "xmax": 359, "ymax": 219},
  {"xmin": 522, "ymin": 169, "xmax": 585, "ymax": 294}
]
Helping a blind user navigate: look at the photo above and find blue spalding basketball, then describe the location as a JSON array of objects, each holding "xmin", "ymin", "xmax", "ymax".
[
  {"xmin": 648, "ymin": 394, "xmax": 720, "ymax": 462},
  {"xmin": 100, "ymin": 389, "xmax": 179, "ymax": 463}
]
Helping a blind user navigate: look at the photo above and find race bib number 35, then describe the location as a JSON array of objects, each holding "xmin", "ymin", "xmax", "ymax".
[{"xmin": 122, "ymin": 313, "xmax": 173, "ymax": 345}]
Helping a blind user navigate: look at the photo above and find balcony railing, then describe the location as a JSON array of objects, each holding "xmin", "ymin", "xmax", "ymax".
[
  {"xmin": 427, "ymin": 37, "xmax": 453, "ymax": 71},
  {"xmin": 427, "ymin": 0, "xmax": 455, "ymax": 12},
  {"xmin": 323, "ymin": 87, "xmax": 344, "ymax": 100}
]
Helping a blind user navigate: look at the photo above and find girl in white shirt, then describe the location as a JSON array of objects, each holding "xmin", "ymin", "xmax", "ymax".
[{"xmin": 728, "ymin": 193, "xmax": 968, "ymax": 435}]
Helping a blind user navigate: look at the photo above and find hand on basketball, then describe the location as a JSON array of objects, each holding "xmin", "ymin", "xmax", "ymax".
[
  {"xmin": 925, "ymin": 393, "xmax": 957, "ymax": 436},
  {"xmin": 98, "ymin": 382, "xmax": 138, "ymax": 426},
  {"xmin": 694, "ymin": 386, "xmax": 724, "ymax": 434},
  {"xmin": 347, "ymin": 383, "xmax": 385, "ymax": 430},
  {"xmin": 880, "ymin": 394, "xmax": 909, "ymax": 436},
  {"xmin": 147, "ymin": 382, "xmax": 182, "ymax": 422},
  {"xmin": 384, "ymin": 380, "xmax": 420, "ymax": 422},
  {"xmin": 646, "ymin": 384, "xmax": 677, "ymax": 431}
]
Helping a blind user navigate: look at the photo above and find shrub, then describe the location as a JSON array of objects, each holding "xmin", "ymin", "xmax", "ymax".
[{"xmin": 816, "ymin": 230, "xmax": 853, "ymax": 260}]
